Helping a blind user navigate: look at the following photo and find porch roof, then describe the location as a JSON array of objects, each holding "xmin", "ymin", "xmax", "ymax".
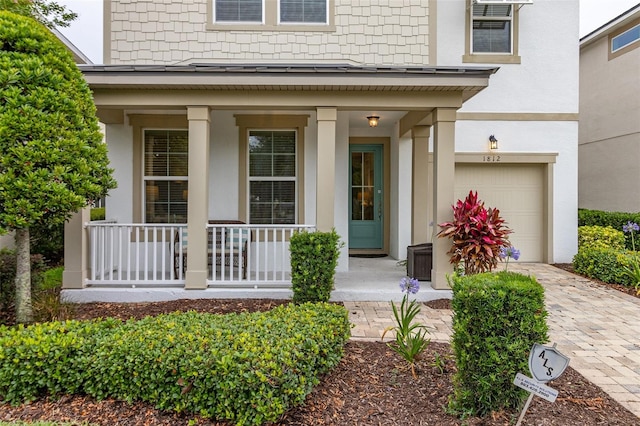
[{"xmin": 79, "ymin": 62, "xmax": 498, "ymax": 101}]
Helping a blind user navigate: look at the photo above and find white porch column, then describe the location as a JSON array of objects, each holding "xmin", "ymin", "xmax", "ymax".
[
  {"xmin": 185, "ymin": 106, "xmax": 211, "ymax": 289},
  {"xmin": 432, "ymin": 108, "xmax": 457, "ymax": 290},
  {"xmin": 62, "ymin": 207, "xmax": 91, "ymax": 289},
  {"xmin": 316, "ymin": 107, "xmax": 337, "ymax": 232},
  {"xmin": 411, "ymin": 124, "xmax": 432, "ymax": 244}
]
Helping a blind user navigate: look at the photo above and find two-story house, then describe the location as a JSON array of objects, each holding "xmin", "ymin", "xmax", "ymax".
[
  {"xmin": 62, "ymin": 0, "xmax": 579, "ymax": 299},
  {"xmin": 579, "ymin": 4, "xmax": 640, "ymax": 213}
]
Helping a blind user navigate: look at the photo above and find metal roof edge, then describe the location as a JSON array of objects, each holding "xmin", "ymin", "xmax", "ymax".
[{"xmin": 78, "ymin": 63, "xmax": 499, "ymax": 77}]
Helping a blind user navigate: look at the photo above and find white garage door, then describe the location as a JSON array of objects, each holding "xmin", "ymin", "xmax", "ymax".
[{"xmin": 455, "ymin": 164, "xmax": 544, "ymax": 262}]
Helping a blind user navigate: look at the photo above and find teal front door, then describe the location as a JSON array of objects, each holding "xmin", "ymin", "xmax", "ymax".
[{"xmin": 349, "ymin": 144, "xmax": 383, "ymax": 249}]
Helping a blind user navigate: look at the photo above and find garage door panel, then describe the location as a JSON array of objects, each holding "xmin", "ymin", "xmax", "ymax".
[{"xmin": 455, "ymin": 164, "xmax": 544, "ymax": 262}]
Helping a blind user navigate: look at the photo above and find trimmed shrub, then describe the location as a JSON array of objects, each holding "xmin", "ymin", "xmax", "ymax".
[
  {"xmin": 578, "ymin": 209, "xmax": 640, "ymax": 250},
  {"xmin": 91, "ymin": 207, "xmax": 106, "ymax": 221},
  {"xmin": 0, "ymin": 319, "xmax": 121, "ymax": 402},
  {"xmin": 0, "ymin": 303, "xmax": 351, "ymax": 425},
  {"xmin": 449, "ymin": 271, "xmax": 548, "ymax": 417},
  {"xmin": 290, "ymin": 229, "xmax": 341, "ymax": 303},
  {"xmin": 578, "ymin": 225, "xmax": 625, "ymax": 251},
  {"xmin": 572, "ymin": 247, "xmax": 634, "ymax": 286}
]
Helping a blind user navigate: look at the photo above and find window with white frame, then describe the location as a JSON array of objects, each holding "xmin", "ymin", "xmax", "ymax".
[
  {"xmin": 144, "ymin": 130, "xmax": 189, "ymax": 223},
  {"xmin": 611, "ymin": 23, "xmax": 640, "ymax": 53},
  {"xmin": 280, "ymin": 0, "xmax": 327, "ymax": 24},
  {"xmin": 472, "ymin": 3, "xmax": 513, "ymax": 54},
  {"xmin": 214, "ymin": 0, "xmax": 263, "ymax": 23},
  {"xmin": 248, "ymin": 130, "xmax": 296, "ymax": 224}
]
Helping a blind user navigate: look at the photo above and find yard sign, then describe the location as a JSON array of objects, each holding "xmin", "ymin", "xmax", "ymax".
[{"xmin": 514, "ymin": 343, "xmax": 570, "ymax": 426}]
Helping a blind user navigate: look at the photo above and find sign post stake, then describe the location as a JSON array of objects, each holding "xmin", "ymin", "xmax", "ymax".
[
  {"xmin": 514, "ymin": 343, "xmax": 570, "ymax": 426},
  {"xmin": 515, "ymin": 393, "xmax": 535, "ymax": 426}
]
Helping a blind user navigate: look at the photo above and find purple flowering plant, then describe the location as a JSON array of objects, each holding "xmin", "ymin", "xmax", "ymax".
[
  {"xmin": 382, "ymin": 276, "xmax": 430, "ymax": 378},
  {"xmin": 498, "ymin": 246, "xmax": 520, "ymax": 271}
]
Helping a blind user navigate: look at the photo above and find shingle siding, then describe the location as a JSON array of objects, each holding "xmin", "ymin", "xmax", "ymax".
[{"xmin": 108, "ymin": 0, "xmax": 430, "ymax": 65}]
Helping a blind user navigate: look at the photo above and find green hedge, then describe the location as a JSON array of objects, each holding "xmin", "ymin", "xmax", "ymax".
[
  {"xmin": 0, "ymin": 303, "xmax": 351, "ymax": 425},
  {"xmin": 90, "ymin": 207, "xmax": 106, "ymax": 221},
  {"xmin": 572, "ymin": 247, "xmax": 635, "ymax": 286},
  {"xmin": 449, "ymin": 272, "xmax": 548, "ymax": 417},
  {"xmin": 0, "ymin": 319, "xmax": 121, "ymax": 402},
  {"xmin": 578, "ymin": 225, "xmax": 625, "ymax": 251},
  {"xmin": 578, "ymin": 209, "xmax": 640, "ymax": 250},
  {"xmin": 290, "ymin": 230, "xmax": 341, "ymax": 303}
]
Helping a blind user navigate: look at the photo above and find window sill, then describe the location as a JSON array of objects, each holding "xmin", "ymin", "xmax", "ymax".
[
  {"xmin": 462, "ymin": 54, "xmax": 521, "ymax": 64},
  {"xmin": 206, "ymin": 23, "xmax": 336, "ymax": 32}
]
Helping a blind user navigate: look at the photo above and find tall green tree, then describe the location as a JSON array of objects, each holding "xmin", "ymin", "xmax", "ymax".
[
  {"xmin": 0, "ymin": 0, "xmax": 77, "ymax": 28},
  {"xmin": 0, "ymin": 11, "xmax": 116, "ymax": 323}
]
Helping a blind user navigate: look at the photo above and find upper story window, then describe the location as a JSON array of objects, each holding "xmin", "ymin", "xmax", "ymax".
[
  {"xmin": 612, "ymin": 23, "xmax": 640, "ymax": 53},
  {"xmin": 280, "ymin": 0, "xmax": 327, "ymax": 24},
  {"xmin": 472, "ymin": 4, "xmax": 512, "ymax": 54},
  {"xmin": 464, "ymin": 1, "xmax": 521, "ymax": 64},
  {"xmin": 215, "ymin": 0, "xmax": 263, "ymax": 23},
  {"xmin": 209, "ymin": 0, "xmax": 334, "ymax": 31},
  {"xmin": 144, "ymin": 130, "xmax": 189, "ymax": 224}
]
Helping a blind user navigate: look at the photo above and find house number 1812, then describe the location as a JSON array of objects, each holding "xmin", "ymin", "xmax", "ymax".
[{"xmin": 483, "ymin": 155, "xmax": 501, "ymax": 162}]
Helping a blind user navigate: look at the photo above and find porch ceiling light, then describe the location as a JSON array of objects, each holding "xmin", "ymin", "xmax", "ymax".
[
  {"xmin": 367, "ymin": 115, "xmax": 380, "ymax": 127},
  {"xmin": 489, "ymin": 134, "xmax": 498, "ymax": 150}
]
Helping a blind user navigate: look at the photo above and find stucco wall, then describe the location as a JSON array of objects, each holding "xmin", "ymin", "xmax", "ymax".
[
  {"xmin": 105, "ymin": 124, "xmax": 134, "ymax": 222},
  {"xmin": 107, "ymin": 0, "xmax": 430, "ymax": 65},
  {"xmin": 438, "ymin": 0, "xmax": 579, "ymax": 113},
  {"xmin": 435, "ymin": 0, "xmax": 579, "ymax": 263}
]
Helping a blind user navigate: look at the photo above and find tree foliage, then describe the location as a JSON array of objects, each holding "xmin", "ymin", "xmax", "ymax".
[
  {"xmin": 0, "ymin": 11, "xmax": 115, "ymax": 322},
  {"xmin": 0, "ymin": 10, "xmax": 115, "ymax": 233},
  {"xmin": 0, "ymin": 0, "xmax": 77, "ymax": 28}
]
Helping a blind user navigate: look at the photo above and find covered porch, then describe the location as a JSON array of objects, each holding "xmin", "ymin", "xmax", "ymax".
[{"xmin": 62, "ymin": 63, "xmax": 497, "ymax": 296}]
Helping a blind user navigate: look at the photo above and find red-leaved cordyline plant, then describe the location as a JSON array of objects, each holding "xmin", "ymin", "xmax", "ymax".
[{"xmin": 437, "ymin": 191, "xmax": 512, "ymax": 275}]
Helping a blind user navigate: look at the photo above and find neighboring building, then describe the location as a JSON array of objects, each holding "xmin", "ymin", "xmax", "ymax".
[
  {"xmin": 63, "ymin": 0, "xmax": 579, "ymax": 293},
  {"xmin": 579, "ymin": 3, "xmax": 640, "ymax": 213}
]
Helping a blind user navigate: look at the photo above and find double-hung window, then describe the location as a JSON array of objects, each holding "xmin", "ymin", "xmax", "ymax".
[
  {"xmin": 464, "ymin": 1, "xmax": 521, "ymax": 64},
  {"xmin": 248, "ymin": 130, "xmax": 296, "ymax": 224},
  {"xmin": 144, "ymin": 130, "xmax": 189, "ymax": 223},
  {"xmin": 280, "ymin": 0, "xmax": 327, "ymax": 24},
  {"xmin": 214, "ymin": 0, "xmax": 263, "ymax": 23},
  {"xmin": 472, "ymin": 4, "xmax": 513, "ymax": 54}
]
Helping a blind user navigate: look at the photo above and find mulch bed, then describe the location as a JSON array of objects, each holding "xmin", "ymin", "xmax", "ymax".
[{"xmin": 1, "ymin": 264, "xmax": 639, "ymax": 425}]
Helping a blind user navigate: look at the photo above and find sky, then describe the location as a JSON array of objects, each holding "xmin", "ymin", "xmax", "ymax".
[{"xmin": 56, "ymin": 0, "xmax": 640, "ymax": 64}]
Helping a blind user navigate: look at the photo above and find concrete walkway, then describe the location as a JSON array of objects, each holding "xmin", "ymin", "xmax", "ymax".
[{"xmin": 345, "ymin": 263, "xmax": 640, "ymax": 418}]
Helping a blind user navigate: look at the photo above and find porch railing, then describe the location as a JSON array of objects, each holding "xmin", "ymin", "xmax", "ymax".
[{"xmin": 86, "ymin": 222, "xmax": 315, "ymax": 287}]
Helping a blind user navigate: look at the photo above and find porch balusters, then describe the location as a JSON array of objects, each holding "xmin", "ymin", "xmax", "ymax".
[{"xmin": 86, "ymin": 222, "xmax": 315, "ymax": 287}]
